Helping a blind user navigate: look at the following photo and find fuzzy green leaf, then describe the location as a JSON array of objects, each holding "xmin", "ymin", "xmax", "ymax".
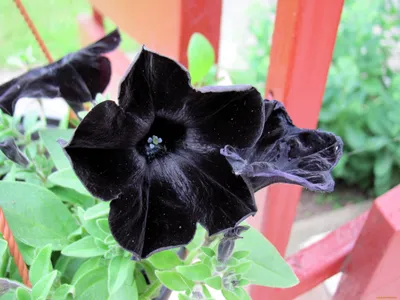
[
  {"xmin": 148, "ymin": 250, "xmax": 183, "ymax": 270},
  {"xmin": 108, "ymin": 255, "xmax": 134, "ymax": 294},
  {"xmin": 0, "ymin": 182, "xmax": 78, "ymax": 250},
  {"xmin": 29, "ymin": 244, "xmax": 53, "ymax": 286},
  {"xmin": 48, "ymin": 168, "xmax": 91, "ymax": 196},
  {"xmin": 62, "ymin": 236, "xmax": 107, "ymax": 258},
  {"xmin": 234, "ymin": 224, "xmax": 299, "ymax": 288},
  {"xmin": 205, "ymin": 276, "xmax": 222, "ymax": 290},
  {"xmin": 31, "ymin": 270, "xmax": 57, "ymax": 300},
  {"xmin": 39, "ymin": 129, "xmax": 73, "ymax": 170},
  {"xmin": 176, "ymin": 263, "xmax": 211, "ymax": 281},
  {"xmin": 188, "ymin": 33, "xmax": 215, "ymax": 85},
  {"xmin": 84, "ymin": 202, "xmax": 110, "ymax": 220},
  {"xmin": 155, "ymin": 270, "xmax": 194, "ymax": 292}
]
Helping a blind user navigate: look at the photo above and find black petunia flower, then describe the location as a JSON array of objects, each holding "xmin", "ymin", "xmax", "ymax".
[
  {"xmin": 62, "ymin": 47, "xmax": 342, "ymax": 258},
  {"xmin": 0, "ymin": 29, "xmax": 121, "ymax": 115}
]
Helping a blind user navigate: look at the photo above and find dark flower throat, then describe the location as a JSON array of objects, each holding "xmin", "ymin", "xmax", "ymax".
[{"xmin": 137, "ymin": 117, "xmax": 186, "ymax": 162}]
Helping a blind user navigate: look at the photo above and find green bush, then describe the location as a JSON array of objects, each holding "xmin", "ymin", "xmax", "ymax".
[
  {"xmin": 319, "ymin": 0, "xmax": 400, "ymax": 196},
  {"xmin": 238, "ymin": 0, "xmax": 400, "ymax": 197}
]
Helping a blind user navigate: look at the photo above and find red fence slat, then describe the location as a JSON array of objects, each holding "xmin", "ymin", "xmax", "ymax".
[{"xmin": 334, "ymin": 185, "xmax": 400, "ymax": 299}]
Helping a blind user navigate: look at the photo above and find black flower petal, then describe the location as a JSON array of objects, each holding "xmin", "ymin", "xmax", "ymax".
[
  {"xmin": 118, "ymin": 48, "xmax": 264, "ymax": 149},
  {"xmin": 108, "ymin": 151, "xmax": 255, "ymax": 258},
  {"xmin": 0, "ymin": 29, "xmax": 120, "ymax": 115},
  {"xmin": 118, "ymin": 47, "xmax": 192, "ymax": 123},
  {"xmin": 186, "ymin": 85, "xmax": 264, "ymax": 148},
  {"xmin": 0, "ymin": 138, "xmax": 30, "ymax": 167},
  {"xmin": 221, "ymin": 100, "xmax": 343, "ymax": 192},
  {"xmin": 63, "ymin": 101, "xmax": 147, "ymax": 200}
]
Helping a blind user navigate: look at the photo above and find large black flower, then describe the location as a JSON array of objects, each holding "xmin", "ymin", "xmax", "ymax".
[
  {"xmin": 0, "ymin": 29, "xmax": 121, "ymax": 115},
  {"xmin": 62, "ymin": 47, "xmax": 342, "ymax": 258}
]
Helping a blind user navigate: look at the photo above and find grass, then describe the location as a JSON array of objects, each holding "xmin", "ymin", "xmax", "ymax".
[{"xmin": 0, "ymin": 0, "xmax": 138, "ymax": 68}]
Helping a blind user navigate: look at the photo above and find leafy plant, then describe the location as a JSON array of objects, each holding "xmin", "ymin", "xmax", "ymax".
[{"xmin": 319, "ymin": 0, "xmax": 400, "ymax": 196}]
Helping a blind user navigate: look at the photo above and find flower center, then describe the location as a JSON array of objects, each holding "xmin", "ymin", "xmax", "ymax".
[{"xmin": 138, "ymin": 118, "xmax": 186, "ymax": 162}]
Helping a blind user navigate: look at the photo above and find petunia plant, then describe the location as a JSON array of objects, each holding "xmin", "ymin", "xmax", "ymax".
[{"xmin": 0, "ymin": 32, "xmax": 342, "ymax": 300}]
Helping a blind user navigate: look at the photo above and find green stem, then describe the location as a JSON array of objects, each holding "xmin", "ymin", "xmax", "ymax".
[{"xmin": 142, "ymin": 280, "xmax": 162, "ymax": 299}]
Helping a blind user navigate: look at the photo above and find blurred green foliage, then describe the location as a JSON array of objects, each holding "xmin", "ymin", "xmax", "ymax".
[
  {"xmin": 320, "ymin": 0, "xmax": 400, "ymax": 196},
  {"xmin": 239, "ymin": 0, "xmax": 400, "ymax": 197},
  {"xmin": 0, "ymin": 0, "xmax": 138, "ymax": 67}
]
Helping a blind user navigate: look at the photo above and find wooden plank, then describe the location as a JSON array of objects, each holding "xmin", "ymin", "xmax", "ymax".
[
  {"xmin": 87, "ymin": 0, "xmax": 221, "ymax": 66},
  {"xmin": 264, "ymin": 212, "xmax": 368, "ymax": 299},
  {"xmin": 334, "ymin": 185, "xmax": 400, "ymax": 299},
  {"xmin": 251, "ymin": 0, "xmax": 344, "ymax": 298}
]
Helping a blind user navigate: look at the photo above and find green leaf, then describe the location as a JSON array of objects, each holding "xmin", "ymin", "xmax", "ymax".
[
  {"xmin": 55, "ymin": 255, "xmax": 86, "ymax": 284},
  {"xmin": 204, "ymin": 276, "xmax": 222, "ymax": 290},
  {"xmin": 96, "ymin": 218, "xmax": 111, "ymax": 235},
  {"xmin": 202, "ymin": 285, "xmax": 212, "ymax": 298},
  {"xmin": 74, "ymin": 267, "xmax": 108, "ymax": 300},
  {"xmin": 62, "ymin": 236, "xmax": 107, "ymax": 258},
  {"xmin": 234, "ymin": 287, "xmax": 251, "ymax": 300},
  {"xmin": 344, "ymin": 126, "xmax": 368, "ymax": 150},
  {"xmin": 148, "ymin": 250, "xmax": 183, "ymax": 270},
  {"xmin": 188, "ymin": 33, "xmax": 215, "ymax": 85},
  {"xmin": 82, "ymin": 218, "xmax": 108, "ymax": 241},
  {"xmin": 84, "ymin": 202, "xmax": 110, "ymax": 220},
  {"xmin": 67, "ymin": 227, "xmax": 83, "ymax": 241},
  {"xmin": 222, "ymin": 289, "xmax": 241, "ymax": 300},
  {"xmin": 23, "ymin": 112, "xmax": 43, "ymax": 136},
  {"xmin": 200, "ymin": 247, "xmax": 215, "ymax": 258},
  {"xmin": 374, "ymin": 150, "xmax": 393, "ymax": 196},
  {"xmin": 71, "ymin": 257, "xmax": 104, "ymax": 284},
  {"xmin": 234, "ymin": 224, "xmax": 299, "ymax": 288},
  {"xmin": 108, "ymin": 260, "xmax": 138, "ymax": 300},
  {"xmin": 48, "ymin": 169, "xmax": 90, "ymax": 196},
  {"xmin": 39, "ymin": 129, "xmax": 73, "ymax": 170},
  {"xmin": 108, "ymin": 256, "xmax": 134, "ymax": 294},
  {"xmin": 16, "ymin": 287, "xmax": 31, "ymax": 300},
  {"xmin": 53, "ymin": 284, "xmax": 75, "ymax": 300},
  {"xmin": 185, "ymin": 224, "xmax": 206, "ymax": 251},
  {"xmin": 31, "ymin": 270, "xmax": 57, "ymax": 300},
  {"xmin": 104, "ymin": 235, "xmax": 116, "ymax": 245},
  {"xmin": 29, "ymin": 244, "xmax": 53, "ymax": 286},
  {"xmin": 176, "ymin": 263, "xmax": 211, "ymax": 281},
  {"xmin": 232, "ymin": 251, "xmax": 250, "ymax": 260},
  {"xmin": 178, "ymin": 294, "xmax": 191, "ymax": 300},
  {"xmin": 0, "ymin": 239, "xmax": 9, "ymax": 276},
  {"xmin": 0, "ymin": 182, "xmax": 78, "ymax": 250},
  {"xmin": 50, "ymin": 186, "xmax": 95, "ymax": 209},
  {"xmin": 238, "ymin": 279, "xmax": 250, "ymax": 286},
  {"xmin": 230, "ymin": 261, "xmax": 253, "ymax": 275},
  {"xmin": 155, "ymin": 270, "xmax": 194, "ymax": 292}
]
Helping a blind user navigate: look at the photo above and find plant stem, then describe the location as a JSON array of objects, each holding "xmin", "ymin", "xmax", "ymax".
[{"xmin": 142, "ymin": 280, "xmax": 162, "ymax": 299}]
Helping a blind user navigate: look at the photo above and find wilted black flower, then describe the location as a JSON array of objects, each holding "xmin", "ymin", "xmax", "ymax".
[
  {"xmin": 221, "ymin": 100, "xmax": 343, "ymax": 192},
  {"xmin": 0, "ymin": 138, "xmax": 29, "ymax": 167},
  {"xmin": 62, "ymin": 47, "xmax": 342, "ymax": 258},
  {"xmin": 0, "ymin": 30, "xmax": 121, "ymax": 115}
]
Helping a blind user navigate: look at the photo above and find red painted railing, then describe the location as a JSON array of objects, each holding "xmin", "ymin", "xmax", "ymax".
[{"xmin": 77, "ymin": 1, "xmax": 400, "ymax": 299}]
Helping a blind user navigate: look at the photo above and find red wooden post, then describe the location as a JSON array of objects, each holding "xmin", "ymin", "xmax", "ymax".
[
  {"xmin": 259, "ymin": 0, "xmax": 344, "ymax": 252},
  {"xmin": 334, "ymin": 185, "xmax": 400, "ymax": 299},
  {"xmin": 269, "ymin": 212, "xmax": 368, "ymax": 299},
  {"xmin": 251, "ymin": 0, "xmax": 344, "ymax": 298}
]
